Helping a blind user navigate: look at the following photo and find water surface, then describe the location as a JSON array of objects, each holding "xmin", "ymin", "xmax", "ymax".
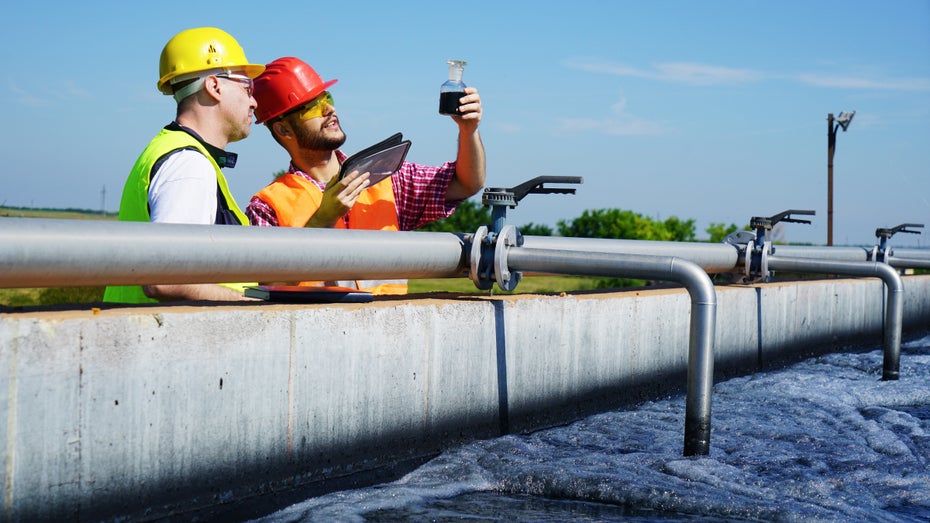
[{"xmin": 253, "ymin": 336, "xmax": 930, "ymax": 522}]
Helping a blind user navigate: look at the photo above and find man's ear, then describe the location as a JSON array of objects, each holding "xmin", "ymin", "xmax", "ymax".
[
  {"xmin": 202, "ymin": 76, "xmax": 223, "ymax": 102},
  {"xmin": 271, "ymin": 119, "xmax": 292, "ymax": 139}
]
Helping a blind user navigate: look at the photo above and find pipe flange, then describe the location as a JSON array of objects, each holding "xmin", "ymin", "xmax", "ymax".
[
  {"xmin": 469, "ymin": 226, "xmax": 494, "ymax": 290},
  {"xmin": 744, "ymin": 239, "xmax": 770, "ymax": 283},
  {"xmin": 743, "ymin": 240, "xmax": 754, "ymax": 282},
  {"xmin": 874, "ymin": 246, "xmax": 894, "ymax": 264},
  {"xmin": 761, "ymin": 243, "xmax": 770, "ymax": 282},
  {"xmin": 494, "ymin": 225, "xmax": 523, "ymax": 292}
]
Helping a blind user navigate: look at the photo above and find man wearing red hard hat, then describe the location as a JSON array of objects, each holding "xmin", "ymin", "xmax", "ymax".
[{"xmin": 246, "ymin": 57, "xmax": 486, "ymax": 295}]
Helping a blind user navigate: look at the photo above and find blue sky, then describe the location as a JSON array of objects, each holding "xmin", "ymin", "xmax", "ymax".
[{"xmin": 3, "ymin": 0, "xmax": 928, "ymax": 246}]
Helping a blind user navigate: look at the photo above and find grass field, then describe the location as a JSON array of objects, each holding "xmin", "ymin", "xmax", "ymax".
[
  {"xmin": 408, "ymin": 275, "xmax": 612, "ymax": 295},
  {"xmin": 0, "ymin": 276, "xmax": 620, "ymax": 307},
  {"xmin": 0, "ymin": 276, "xmax": 621, "ymax": 308},
  {"xmin": 0, "ymin": 287, "xmax": 106, "ymax": 307},
  {"xmin": 0, "ymin": 207, "xmax": 116, "ymax": 220}
]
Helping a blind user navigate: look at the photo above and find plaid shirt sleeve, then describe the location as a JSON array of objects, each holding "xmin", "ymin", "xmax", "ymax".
[
  {"xmin": 391, "ymin": 160, "xmax": 460, "ymax": 231},
  {"xmin": 246, "ymin": 194, "xmax": 280, "ymax": 227}
]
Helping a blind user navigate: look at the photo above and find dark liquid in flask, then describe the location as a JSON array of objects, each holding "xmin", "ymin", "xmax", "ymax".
[{"xmin": 439, "ymin": 91, "xmax": 465, "ymax": 115}]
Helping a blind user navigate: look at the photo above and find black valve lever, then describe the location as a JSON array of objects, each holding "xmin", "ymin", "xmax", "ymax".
[
  {"xmin": 876, "ymin": 223, "xmax": 924, "ymax": 239},
  {"xmin": 874, "ymin": 223, "xmax": 923, "ymax": 263},
  {"xmin": 509, "ymin": 176, "xmax": 583, "ymax": 203},
  {"xmin": 750, "ymin": 209, "xmax": 816, "ymax": 230},
  {"xmin": 483, "ymin": 176, "xmax": 583, "ymax": 208}
]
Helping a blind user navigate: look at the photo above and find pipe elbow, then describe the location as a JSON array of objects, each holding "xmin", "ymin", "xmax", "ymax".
[
  {"xmin": 670, "ymin": 257, "xmax": 717, "ymax": 306},
  {"xmin": 874, "ymin": 263, "xmax": 905, "ymax": 295}
]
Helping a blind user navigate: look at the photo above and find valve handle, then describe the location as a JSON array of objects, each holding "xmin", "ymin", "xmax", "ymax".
[
  {"xmin": 483, "ymin": 176, "xmax": 584, "ymax": 206},
  {"xmin": 876, "ymin": 223, "xmax": 924, "ymax": 239},
  {"xmin": 750, "ymin": 209, "xmax": 815, "ymax": 230}
]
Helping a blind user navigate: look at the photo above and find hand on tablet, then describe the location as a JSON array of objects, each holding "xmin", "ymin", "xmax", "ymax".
[{"xmin": 306, "ymin": 170, "xmax": 371, "ymax": 228}]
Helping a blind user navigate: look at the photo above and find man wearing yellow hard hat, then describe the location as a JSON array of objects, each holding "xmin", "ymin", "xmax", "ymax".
[{"xmin": 104, "ymin": 28, "xmax": 264, "ymax": 304}]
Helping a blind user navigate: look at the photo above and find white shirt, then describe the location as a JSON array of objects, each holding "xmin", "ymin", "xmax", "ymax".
[{"xmin": 148, "ymin": 149, "xmax": 218, "ymax": 224}]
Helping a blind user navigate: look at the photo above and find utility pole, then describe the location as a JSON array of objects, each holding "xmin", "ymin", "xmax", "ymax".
[{"xmin": 827, "ymin": 111, "xmax": 855, "ymax": 246}]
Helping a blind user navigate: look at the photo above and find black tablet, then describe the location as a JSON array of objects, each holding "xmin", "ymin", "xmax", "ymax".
[{"xmin": 245, "ymin": 285, "xmax": 374, "ymax": 303}]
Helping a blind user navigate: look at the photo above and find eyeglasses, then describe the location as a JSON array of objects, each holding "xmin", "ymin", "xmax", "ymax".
[
  {"xmin": 216, "ymin": 73, "xmax": 254, "ymax": 97},
  {"xmin": 296, "ymin": 91, "xmax": 335, "ymax": 120}
]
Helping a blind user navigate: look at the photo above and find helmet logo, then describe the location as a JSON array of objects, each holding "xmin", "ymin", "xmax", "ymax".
[{"xmin": 207, "ymin": 43, "xmax": 220, "ymax": 65}]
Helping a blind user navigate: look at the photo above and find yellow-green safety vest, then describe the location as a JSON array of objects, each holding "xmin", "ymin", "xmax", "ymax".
[{"xmin": 103, "ymin": 129, "xmax": 252, "ymax": 304}]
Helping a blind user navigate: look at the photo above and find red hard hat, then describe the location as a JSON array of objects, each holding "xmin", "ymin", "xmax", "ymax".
[{"xmin": 253, "ymin": 57, "xmax": 338, "ymax": 124}]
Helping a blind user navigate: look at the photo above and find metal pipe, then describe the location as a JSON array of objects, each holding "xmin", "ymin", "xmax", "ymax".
[
  {"xmin": 773, "ymin": 245, "xmax": 871, "ymax": 261},
  {"xmin": 525, "ymin": 237, "xmax": 930, "ymax": 272},
  {"xmin": 506, "ymin": 247, "xmax": 716, "ymax": 457},
  {"xmin": 888, "ymin": 257, "xmax": 930, "ymax": 271},
  {"xmin": 767, "ymin": 256, "xmax": 905, "ymax": 380},
  {"xmin": 4, "ymin": 218, "xmax": 928, "ymax": 289},
  {"xmin": 772, "ymin": 245, "xmax": 930, "ymax": 265},
  {"xmin": 0, "ymin": 218, "xmax": 468, "ymax": 287},
  {"xmin": 522, "ymin": 236, "xmax": 740, "ymax": 273},
  {"xmin": 891, "ymin": 248, "xmax": 930, "ymax": 261}
]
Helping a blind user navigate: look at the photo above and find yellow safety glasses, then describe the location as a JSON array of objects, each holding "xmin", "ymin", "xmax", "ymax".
[{"xmin": 296, "ymin": 91, "xmax": 335, "ymax": 120}]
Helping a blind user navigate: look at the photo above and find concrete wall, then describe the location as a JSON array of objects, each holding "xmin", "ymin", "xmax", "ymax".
[{"xmin": 2, "ymin": 276, "xmax": 929, "ymax": 521}]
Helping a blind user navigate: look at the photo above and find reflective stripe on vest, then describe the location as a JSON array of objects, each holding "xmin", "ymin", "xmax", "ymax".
[
  {"xmin": 103, "ymin": 129, "xmax": 252, "ymax": 304},
  {"xmin": 253, "ymin": 173, "xmax": 408, "ymax": 294}
]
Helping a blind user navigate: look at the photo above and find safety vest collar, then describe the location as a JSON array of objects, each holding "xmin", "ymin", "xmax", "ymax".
[
  {"xmin": 281, "ymin": 148, "xmax": 349, "ymax": 191},
  {"xmin": 165, "ymin": 121, "xmax": 238, "ymax": 168}
]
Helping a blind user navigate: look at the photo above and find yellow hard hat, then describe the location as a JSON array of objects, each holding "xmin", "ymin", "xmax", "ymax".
[{"xmin": 157, "ymin": 27, "xmax": 265, "ymax": 95}]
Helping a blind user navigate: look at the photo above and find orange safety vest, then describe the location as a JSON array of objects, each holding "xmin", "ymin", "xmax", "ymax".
[{"xmin": 254, "ymin": 173, "xmax": 408, "ymax": 295}]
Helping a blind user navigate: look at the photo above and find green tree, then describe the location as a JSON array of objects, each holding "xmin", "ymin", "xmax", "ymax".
[
  {"xmin": 518, "ymin": 222, "xmax": 553, "ymax": 236},
  {"xmin": 659, "ymin": 215, "xmax": 697, "ymax": 242},
  {"xmin": 556, "ymin": 209, "xmax": 695, "ymax": 241},
  {"xmin": 415, "ymin": 200, "xmax": 553, "ymax": 235},
  {"xmin": 556, "ymin": 209, "xmax": 695, "ymax": 290},
  {"xmin": 416, "ymin": 199, "xmax": 490, "ymax": 233},
  {"xmin": 558, "ymin": 209, "xmax": 646, "ymax": 239},
  {"xmin": 705, "ymin": 222, "xmax": 744, "ymax": 243}
]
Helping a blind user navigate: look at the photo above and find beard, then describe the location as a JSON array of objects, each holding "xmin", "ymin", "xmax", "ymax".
[{"xmin": 293, "ymin": 120, "xmax": 347, "ymax": 151}]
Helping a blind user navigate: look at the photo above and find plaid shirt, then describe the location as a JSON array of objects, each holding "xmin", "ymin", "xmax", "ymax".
[{"xmin": 247, "ymin": 150, "xmax": 459, "ymax": 230}]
